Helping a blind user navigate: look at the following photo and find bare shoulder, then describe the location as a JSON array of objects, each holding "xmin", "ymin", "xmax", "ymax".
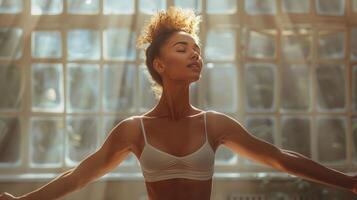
[
  {"xmin": 205, "ymin": 110, "xmax": 241, "ymax": 146},
  {"xmin": 105, "ymin": 116, "xmax": 143, "ymax": 151}
]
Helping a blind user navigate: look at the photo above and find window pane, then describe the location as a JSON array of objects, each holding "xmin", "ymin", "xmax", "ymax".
[
  {"xmin": 103, "ymin": 117, "xmax": 136, "ymax": 166},
  {"xmin": 0, "ymin": 0, "xmax": 22, "ymax": 13},
  {"xmin": 0, "ymin": 64, "xmax": 23, "ymax": 110},
  {"xmin": 139, "ymin": 64, "xmax": 157, "ymax": 111},
  {"xmin": 0, "ymin": 27, "xmax": 22, "ymax": 59},
  {"xmin": 318, "ymin": 32, "xmax": 345, "ymax": 60},
  {"xmin": 204, "ymin": 63, "xmax": 237, "ymax": 112},
  {"xmin": 103, "ymin": 28, "xmax": 136, "ymax": 61},
  {"xmin": 67, "ymin": 64, "xmax": 100, "ymax": 112},
  {"xmin": 353, "ymin": 118, "xmax": 357, "ymax": 164},
  {"xmin": 245, "ymin": 0, "xmax": 276, "ymax": 15},
  {"xmin": 246, "ymin": 31, "xmax": 275, "ymax": 59},
  {"xmin": 282, "ymin": 0, "xmax": 310, "ymax": 13},
  {"xmin": 31, "ymin": 63, "xmax": 64, "ymax": 112},
  {"xmin": 103, "ymin": 64, "xmax": 136, "ymax": 112},
  {"xmin": 205, "ymin": 29, "xmax": 236, "ymax": 61},
  {"xmin": 67, "ymin": 29, "xmax": 100, "ymax": 60},
  {"xmin": 104, "ymin": 0, "xmax": 134, "ymax": 14},
  {"xmin": 316, "ymin": 0, "xmax": 345, "ymax": 16},
  {"xmin": 0, "ymin": 117, "xmax": 20, "ymax": 165},
  {"xmin": 32, "ymin": 31, "xmax": 62, "ymax": 58},
  {"xmin": 282, "ymin": 34, "xmax": 311, "ymax": 60},
  {"xmin": 244, "ymin": 116, "xmax": 275, "ymax": 166},
  {"xmin": 139, "ymin": 0, "xmax": 166, "ymax": 14},
  {"xmin": 30, "ymin": 117, "xmax": 63, "ymax": 167},
  {"xmin": 207, "ymin": 0, "xmax": 236, "ymax": 14},
  {"xmin": 190, "ymin": 82, "xmax": 199, "ymax": 107},
  {"xmin": 215, "ymin": 146, "xmax": 236, "ymax": 164},
  {"xmin": 245, "ymin": 63, "xmax": 275, "ymax": 111},
  {"xmin": 174, "ymin": 0, "xmax": 201, "ymax": 13},
  {"xmin": 316, "ymin": 64, "xmax": 346, "ymax": 111},
  {"xmin": 281, "ymin": 117, "xmax": 311, "ymax": 158},
  {"xmin": 317, "ymin": 117, "xmax": 346, "ymax": 163},
  {"xmin": 66, "ymin": 116, "xmax": 99, "ymax": 165},
  {"xmin": 31, "ymin": 0, "xmax": 63, "ymax": 15},
  {"xmin": 354, "ymin": 66, "xmax": 357, "ymax": 111},
  {"xmin": 281, "ymin": 64, "xmax": 310, "ymax": 111},
  {"xmin": 67, "ymin": 0, "xmax": 99, "ymax": 14},
  {"xmin": 351, "ymin": 28, "xmax": 357, "ymax": 60}
]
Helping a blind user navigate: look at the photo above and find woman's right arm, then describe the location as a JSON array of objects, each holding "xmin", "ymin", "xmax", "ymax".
[{"xmin": 0, "ymin": 117, "xmax": 136, "ymax": 200}]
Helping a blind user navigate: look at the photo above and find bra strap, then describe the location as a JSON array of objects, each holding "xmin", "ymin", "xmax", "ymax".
[
  {"xmin": 140, "ymin": 118, "xmax": 148, "ymax": 144},
  {"xmin": 204, "ymin": 111, "xmax": 208, "ymax": 141}
]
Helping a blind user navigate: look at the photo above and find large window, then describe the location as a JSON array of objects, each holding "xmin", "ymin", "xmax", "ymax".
[{"xmin": 0, "ymin": 0, "xmax": 356, "ymax": 178}]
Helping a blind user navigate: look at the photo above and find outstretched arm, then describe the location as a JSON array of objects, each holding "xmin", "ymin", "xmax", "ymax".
[
  {"xmin": 212, "ymin": 112, "xmax": 356, "ymax": 194},
  {"xmin": 0, "ymin": 117, "xmax": 135, "ymax": 200}
]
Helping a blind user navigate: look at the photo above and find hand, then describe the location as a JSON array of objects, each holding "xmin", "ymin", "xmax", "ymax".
[{"xmin": 0, "ymin": 192, "xmax": 18, "ymax": 200}]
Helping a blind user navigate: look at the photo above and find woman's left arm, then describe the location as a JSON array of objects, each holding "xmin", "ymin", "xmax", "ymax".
[{"xmin": 212, "ymin": 112, "xmax": 357, "ymax": 194}]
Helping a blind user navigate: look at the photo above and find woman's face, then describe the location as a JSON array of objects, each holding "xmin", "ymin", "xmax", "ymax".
[{"xmin": 153, "ymin": 31, "xmax": 203, "ymax": 85}]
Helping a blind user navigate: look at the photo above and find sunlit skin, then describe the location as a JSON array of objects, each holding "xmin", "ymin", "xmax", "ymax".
[{"xmin": 1, "ymin": 31, "xmax": 357, "ymax": 200}]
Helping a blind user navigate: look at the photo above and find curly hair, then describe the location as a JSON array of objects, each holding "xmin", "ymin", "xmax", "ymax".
[{"xmin": 137, "ymin": 6, "xmax": 202, "ymax": 100}]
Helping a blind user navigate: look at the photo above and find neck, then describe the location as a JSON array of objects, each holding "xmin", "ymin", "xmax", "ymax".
[{"xmin": 152, "ymin": 82, "xmax": 195, "ymax": 121}]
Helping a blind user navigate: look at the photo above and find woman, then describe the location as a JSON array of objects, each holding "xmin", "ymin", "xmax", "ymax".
[{"xmin": 1, "ymin": 7, "xmax": 356, "ymax": 200}]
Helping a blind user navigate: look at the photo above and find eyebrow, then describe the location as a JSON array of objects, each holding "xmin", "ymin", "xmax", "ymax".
[{"xmin": 172, "ymin": 41, "xmax": 201, "ymax": 51}]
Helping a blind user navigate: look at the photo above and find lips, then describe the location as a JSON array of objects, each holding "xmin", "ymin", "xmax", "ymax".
[{"xmin": 187, "ymin": 61, "xmax": 201, "ymax": 70}]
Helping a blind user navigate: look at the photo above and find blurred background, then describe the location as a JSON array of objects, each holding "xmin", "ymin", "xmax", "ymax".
[{"xmin": 0, "ymin": 0, "xmax": 357, "ymax": 199}]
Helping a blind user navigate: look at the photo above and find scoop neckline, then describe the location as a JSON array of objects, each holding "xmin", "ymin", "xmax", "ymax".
[{"xmin": 140, "ymin": 110, "xmax": 206, "ymax": 119}]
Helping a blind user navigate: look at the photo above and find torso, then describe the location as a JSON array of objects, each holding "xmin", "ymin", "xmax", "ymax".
[{"xmin": 128, "ymin": 110, "xmax": 222, "ymax": 200}]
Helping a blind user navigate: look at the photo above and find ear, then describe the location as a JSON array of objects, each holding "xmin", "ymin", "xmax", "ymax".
[{"xmin": 153, "ymin": 58, "xmax": 165, "ymax": 74}]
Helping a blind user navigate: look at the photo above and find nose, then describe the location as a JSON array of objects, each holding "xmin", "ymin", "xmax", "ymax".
[{"xmin": 191, "ymin": 50, "xmax": 199, "ymax": 60}]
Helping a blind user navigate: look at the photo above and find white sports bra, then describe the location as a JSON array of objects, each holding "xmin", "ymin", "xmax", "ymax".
[{"xmin": 138, "ymin": 111, "xmax": 215, "ymax": 182}]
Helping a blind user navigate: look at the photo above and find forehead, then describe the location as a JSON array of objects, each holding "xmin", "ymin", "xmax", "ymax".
[{"xmin": 166, "ymin": 31, "xmax": 199, "ymax": 46}]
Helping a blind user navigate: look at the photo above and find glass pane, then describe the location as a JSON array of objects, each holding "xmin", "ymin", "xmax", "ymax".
[
  {"xmin": 316, "ymin": 0, "xmax": 345, "ymax": 16},
  {"xmin": 205, "ymin": 29, "xmax": 236, "ymax": 61},
  {"xmin": 245, "ymin": 0, "xmax": 276, "ymax": 15},
  {"xmin": 67, "ymin": 63, "xmax": 100, "ymax": 112},
  {"xmin": 207, "ymin": 0, "xmax": 236, "ymax": 14},
  {"xmin": 0, "ymin": 64, "xmax": 23, "ymax": 110},
  {"xmin": 318, "ymin": 32, "xmax": 344, "ymax": 59},
  {"xmin": 103, "ymin": 64, "xmax": 136, "ymax": 112},
  {"xmin": 215, "ymin": 145, "xmax": 236, "ymax": 164},
  {"xmin": 30, "ymin": 117, "xmax": 64, "ymax": 167},
  {"xmin": 31, "ymin": 0, "xmax": 63, "ymax": 15},
  {"xmin": 0, "ymin": 28, "xmax": 22, "ymax": 59},
  {"xmin": 353, "ymin": 118, "xmax": 357, "ymax": 164},
  {"xmin": 282, "ymin": 0, "xmax": 310, "ymax": 13},
  {"xmin": 32, "ymin": 31, "xmax": 62, "ymax": 58},
  {"xmin": 282, "ymin": 35, "xmax": 311, "ymax": 60},
  {"xmin": 281, "ymin": 64, "xmax": 310, "ymax": 111},
  {"xmin": 246, "ymin": 31, "xmax": 275, "ymax": 59},
  {"xmin": 190, "ymin": 82, "xmax": 199, "ymax": 107},
  {"xmin": 66, "ymin": 116, "xmax": 99, "ymax": 165},
  {"xmin": 204, "ymin": 63, "xmax": 237, "ymax": 112},
  {"xmin": 67, "ymin": 29, "xmax": 100, "ymax": 60},
  {"xmin": 104, "ymin": 0, "xmax": 134, "ymax": 14},
  {"xmin": 316, "ymin": 64, "xmax": 346, "ymax": 111},
  {"xmin": 139, "ymin": 0, "xmax": 166, "ymax": 14},
  {"xmin": 0, "ymin": 0, "xmax": 22, "ymax": 13},
  {"xmin": 244, "ymin": 117, "xmax": 275, "ymax": 166},
  {"xmin": 103, "ymin": 28, "xmax": 136, "ymax": 61},
  {"xmin": 245, "ymin": 63, "xmax": 275, "ymax": 111},
  {"xmin": 31, "ymin": 63, "xmax": 64, "ymax": 112},
  {"xmin": 317, "ymin": 117, "xmax": 346, "ymax": 163},
  {"xmin": 0, "ymin": 117, "xmax": 20, "ymax": 165},
  {"xmin": 351, "ymin": 28, "xmax": 357, "ymax": 60},
  {"xmin": 67, "ymin": 0, "xmax": 99, "ymax": 14},
  {"xmin": 354, "ymin": 66, "xmax": 357, "ymax": 111},
  {"xmin": 139, "ymin": 64, "xmax": 157, "ymax": 111},
  {"xmin": 103, "ymin": 117, "xmax": 136, "ymax": 166},
  {"xmin": 281, "ymin": 117, "xmax": 311, "ymax": 158},
  {"xmin": 174, "ymin": 0, "xmax": 201, "ymax": 13}
]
